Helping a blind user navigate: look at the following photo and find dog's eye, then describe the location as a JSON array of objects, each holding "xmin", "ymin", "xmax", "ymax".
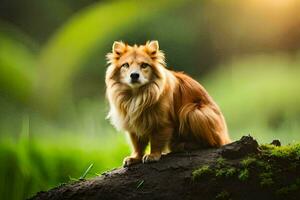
[
  {"xmin": 141, "ymin": 63, "xmax": 150, "ymax": 69},
  {"xmin": 121, "ymin": 63, "xmax": 129, "ymax": 68}
]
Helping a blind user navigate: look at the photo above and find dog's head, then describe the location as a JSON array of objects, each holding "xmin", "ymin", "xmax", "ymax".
[{"xmin": 106, "ymin": 41, "xmax": 165, "ymax": 89}]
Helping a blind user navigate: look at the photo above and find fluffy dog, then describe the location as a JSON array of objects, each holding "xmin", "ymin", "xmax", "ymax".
[{"xmin": 105, "ymin": 41, "xmax": 230, "ymax": 166}]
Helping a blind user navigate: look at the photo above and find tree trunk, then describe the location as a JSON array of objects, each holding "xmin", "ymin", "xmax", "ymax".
[{"xmin": 29, "ymin": 136, "xmax": 300, "ymax": 200}]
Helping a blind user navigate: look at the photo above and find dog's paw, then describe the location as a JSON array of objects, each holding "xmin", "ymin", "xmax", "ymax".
[
  {"xmin": 142, "ymin": 153, "xmax": 161, "ymax": 163},
  {"xmin": 123, "ymin": 156, "xmax": 141, "ymax": 167}
]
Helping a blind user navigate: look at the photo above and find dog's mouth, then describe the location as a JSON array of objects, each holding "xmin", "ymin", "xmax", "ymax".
[
  {"xmin": 129, "ymin": 79, "xmax": 146, "ymax": 88},
  {"xmin": 130, "ymin": 80, "xmax": 140, "ymax": 84}
]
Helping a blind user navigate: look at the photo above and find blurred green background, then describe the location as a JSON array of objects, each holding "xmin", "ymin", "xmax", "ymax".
[{"xmin": 1, "ymin": 0, "xmax": 300, "ymax": 199}]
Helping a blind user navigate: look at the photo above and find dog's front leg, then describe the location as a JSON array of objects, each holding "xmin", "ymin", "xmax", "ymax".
[
  {"xmin": 143, "ymin": 127, "xmax": 173, "ymax": 163},
  {"xmin": 123, "ymin": 132, "xmax": 148, "ymax": 167}
]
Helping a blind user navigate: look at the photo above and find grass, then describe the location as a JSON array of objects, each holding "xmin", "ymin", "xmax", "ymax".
[
  {"xmin": 0, "ymin": 134, "xmax": 130, "ymax": 200},
  {"xmin": 79, "ymin": 163, "xmax": 94, "ymax": 180},
  {"xmin": 136, "ymin": 180, "xmax": 145, "ymax": 189}
]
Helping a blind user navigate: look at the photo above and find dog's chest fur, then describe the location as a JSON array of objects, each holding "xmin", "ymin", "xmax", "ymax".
[{"xmin": 109, "ymin": 95, "xmax": 170, "ymax": 136}]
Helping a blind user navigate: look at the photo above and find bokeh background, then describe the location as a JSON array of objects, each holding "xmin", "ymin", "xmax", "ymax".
[{"xmin": 1, "ymin": 0, "xmax": 300, "ymax": 199}]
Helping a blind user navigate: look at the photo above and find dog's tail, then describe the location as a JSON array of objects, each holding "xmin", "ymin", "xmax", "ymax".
[{"xmin": 178, "ymin": 103, "xmax": 230, "ymax": 147}]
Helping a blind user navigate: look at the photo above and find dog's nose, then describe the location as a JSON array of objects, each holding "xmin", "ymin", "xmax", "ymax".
[{"xmin": 130, "ymin": 73, "xmax": 140, "ymax": 80}]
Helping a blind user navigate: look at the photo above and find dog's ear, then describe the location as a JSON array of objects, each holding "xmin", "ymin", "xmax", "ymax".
[
  {"xmin": 112, "ymin": 41, "xmax": 126, "ymax": 55},
  {"xmin": 146, "ymin": 40, "xmax": 159, "ymax": 55}
]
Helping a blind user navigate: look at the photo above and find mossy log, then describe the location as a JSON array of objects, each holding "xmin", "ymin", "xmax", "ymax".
[{"xmin": 29, "ymin": 136, "xmax": 300, "ymax": 200}]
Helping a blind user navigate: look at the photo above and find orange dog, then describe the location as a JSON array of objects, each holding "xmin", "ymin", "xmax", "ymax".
[{"xmin": 105, "ymin": 41, "xmax": 230, "ymax": 166}]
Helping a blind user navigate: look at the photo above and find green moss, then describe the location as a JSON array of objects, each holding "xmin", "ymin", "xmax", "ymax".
[
  {"xmin": 241, "ymin": 157, "xmax": 256, "ymax": 167},
  {"xmin": 260, "ymin": 177, "xmax": 274, "ymax": 187},
  {"xmin": 215, "ymin": 190, "xmax": 231, "ymax": 200},
  {"xmin": 260, "ymin": 143, "xmax": 300, "ymax": 159},
  {"xmin": 296, "ymin": 178, "xmax": 300, "ymax": 185},
  {"xmin": 215, "ymin": 157, "xmax": 236, "ymax": 178},
  {"xmin": 226, "ymin": 168, "xmax": 237, "ymax": 177},
  {"xmin": 238, "ymin": 169, "xmax": 249, "ymax": 181},
  {"xmin": 255, "ymin": 160, "xmax": 272, "ymax": 171},
  {"xmin": 192, "ymin": 142, "xmax": 300, "ymax": 188},
  {"xmin": 238, "ymin": 157, "xmax": 256, "ymax": 181},
  {"xmin": 192, "ymin": 165, "xmax": 213, "ymax": 180},
  {"xmin": 260, "ymin": 172, "xmax": 274, "ymax": 187},
  {"xmin": 216, "ymin": 157, "xmax": 226, "ymax": 166},
  {"xmin": 276, "ymin": 184, "xmax": 299, "ymax": 196},
  {"xmin": 216, "ymin": 167, "xmax": 237, "ymax": 178}
]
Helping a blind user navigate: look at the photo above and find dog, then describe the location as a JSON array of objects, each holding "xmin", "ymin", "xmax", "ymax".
[{"xmin": 105, "ymin": 40, "xmax": 230, "ymax": 166}]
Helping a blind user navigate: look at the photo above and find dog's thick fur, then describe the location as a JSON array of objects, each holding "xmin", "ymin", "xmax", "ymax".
[{"xmin": 105, "ymin": 41, "xmax": 230, "ymax": 166}]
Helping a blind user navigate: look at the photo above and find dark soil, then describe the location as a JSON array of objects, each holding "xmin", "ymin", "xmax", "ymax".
[{"xmin": 29, "ymin": 136, "xmax": 300, "ymax": 200}]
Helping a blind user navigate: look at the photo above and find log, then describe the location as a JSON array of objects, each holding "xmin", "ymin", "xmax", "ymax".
[{"xmin": 29, "ymin": 136, "xmax": 300, "ymax": 200}]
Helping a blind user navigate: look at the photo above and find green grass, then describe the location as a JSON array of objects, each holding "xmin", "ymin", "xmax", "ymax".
[{"xmin": 0, "ymin": 134, "xmax": 130, "ymax": 200}]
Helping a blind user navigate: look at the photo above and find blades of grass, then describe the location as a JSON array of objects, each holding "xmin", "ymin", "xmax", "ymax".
[
  {"xmin": 79, "ymin": 163, "xmax": 94, "ymax": 180},
  {"xmin": 68, "ymin": 176, "xmax": 78, "ymax": 182},
  {"xmin": 136, "ymin": 180, "xmax": 144, "ymax": 189}
]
